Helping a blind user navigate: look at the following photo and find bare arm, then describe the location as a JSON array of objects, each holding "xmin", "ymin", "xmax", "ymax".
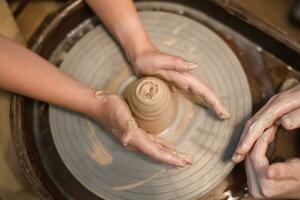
[
  {"xmin": 85, "ymin": 0, "xmax": 152, "ymax": 61},
  {"xmin": 0, "ymin": 35, "xmax": 191, "ymax": 167},
  {"xmin": 0, "ymin": 0, "xmax": 227, "ymax": 167},
  {"xmin": 0, "ymin": 35, "xmax": 97, "ymax": 115},
  {"xmin": 86, "ymin": 0, "xmax": 230, "ymax": 119}
]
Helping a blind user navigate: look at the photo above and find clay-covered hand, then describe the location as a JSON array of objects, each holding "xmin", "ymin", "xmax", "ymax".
[
  {"xmin": 245, "ymin": 125, "xmax": 300, "ymax": 199},
  {"xmin": 130, "ymin": 46, "xmax": 230, "ymax": 119},
  {"xmin": 233, "ymin": 85, "xmax": 300, "ymax": 163},
  {"xmin": 89, "ymin": 91, "xmax": 192, "ymax": 167}
]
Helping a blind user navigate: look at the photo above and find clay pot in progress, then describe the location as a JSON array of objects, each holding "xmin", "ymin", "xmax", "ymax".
[{"xmin": 125, "ymin": 77, "xmax": 177, "ymax": 134}]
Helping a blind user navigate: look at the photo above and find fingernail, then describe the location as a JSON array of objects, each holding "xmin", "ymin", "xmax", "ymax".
[
  {"xmin": 235, "ymin": 146, "xmax": 242, "ymax": 154},
  {"xmin": 185, "ymin": 155, "xmax": 193, "ymax": 164},
  {"xmin": 178, "ymin": 161, "xmax": 187, "ymax": 168},
  {"xmin": 95, "ymin": 90, "xmax": 106, "ymax": 99},
  {"xmin": 267, "ymin": 167, "xmax": 276, "ymax": 179},
  {"xmin": 185, "ymin": 61, "xmax": 198, "ymax": 69},
  {"xmin": 232, "ymin": 153, "xmax": 242, "ymax": 163},
  {"xmin": 219, "ymin": 110, "xmax": 231, "ymax": 120}
]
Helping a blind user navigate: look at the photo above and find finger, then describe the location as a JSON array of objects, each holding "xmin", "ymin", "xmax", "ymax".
[
  {"xmin": 147, "ymin": 138, "xmax": 191, "ymax": 164},
  {"xmin": 250, "ymin": 125, "xmax": 277, "ymax": 165},
  {"xmin": 281, "ymin": 108, "xmax": 300, "ymax": 130},
  {"xmin": 245, "ymin": 156, "xmax": 264, "ymax": 199},
  {"xmin": 267, "ymin": 159, "xmax": 300, "ymax": 181},
  {"xmin": 231, "ymin": 152, "xmax": 245, "ymax": 163},
  {"xmin": 156, "ymin": 70, "xmax": 230, "ymax": 119},
  {"xmin": 180, "ymin": 72, "xmax": 230, "ymax": 119},
  {"xmin": 166, "ymin": 148, "xmax": 193, "ymax": 165},
  {"xmin": 233, "ymin": 97, "xmax": 279, "ymax": 163},
  {"xmin": 121, "ymin": 130, "xmax": 132, "ymax": 146},
  {"xmin": 129, "ymin": 131, "xmax": 190, "ymax": 167},
  {"xmin": 234, "ymin": 92, "xmax": 297, "ymax": 157},
  {"xmin": 147, "ymin": 134, "xmax": 175, "ymax": 150},
  {"xmin": 154, "ymin": 147, "xmax": 192, "ymax": 167},
  {"xmin": 154, "ymin": 54, "xmax": 198, "ymax": 71},
  {"xmin": 247, "ymin": 127, "xmax": 276, "ymax": 198},
  {"xmin": 149, "ymin": 145, "xmax": 190, "ymax": 167},
  {"xmin": 156, "ymin": 70, "xmax": 190, "ymax": 90},
  {"xmin": 249, "ymin": 126, "xmax": 276, "ymax": 174},
  {"xmin": 120, "ymin": 118, "xmax": 139, "ymax": 145}
]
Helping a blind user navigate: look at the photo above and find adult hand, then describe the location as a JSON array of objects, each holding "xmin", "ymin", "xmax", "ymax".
[
  {"xmin": 233, "ymin": 85, "xmax": 300, "ymax": 163},
  {"xmin": 89, "ymin": 91, "xmax": 192, "ymax": 167},
  {"xmin": 245, "ymin": 125, "xmax": 300, "ymax": 199},
  {"xmin": 130, "ymin": 46, "xmax": 230, "ymax": 120}
]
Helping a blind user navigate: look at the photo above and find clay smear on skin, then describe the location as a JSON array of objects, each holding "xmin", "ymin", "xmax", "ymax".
[
  {"xmin": 86, "ymin": 120, "xmax": 113, "ymax": 165},
  {"xmin": 104, "ymin": 68, "xmax": 194, "ymax": 190},
  {"xmin": 106, "ymin": 67, "xmax": 194, "ymax": 141},
  {"xmin": 167, "ymin": 93, "xmax": 194, "ymax": 143}
]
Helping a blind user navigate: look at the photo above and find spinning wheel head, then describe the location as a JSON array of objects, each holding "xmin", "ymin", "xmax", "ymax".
[{"xmin": 49, "ymin": 10, "xmax": 251, "ymax": 200}]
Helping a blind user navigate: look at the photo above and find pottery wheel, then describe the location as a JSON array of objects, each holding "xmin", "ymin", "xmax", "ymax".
[{"xmin": 49, "ymin": 11, "xmax": 251, "ymax": 200}]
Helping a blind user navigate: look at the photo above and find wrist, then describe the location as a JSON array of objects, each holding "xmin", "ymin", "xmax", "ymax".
[
  {"xmin": 84, "ymin": 89, "xmax": 106, "ymax": 120},
  {"xmin": 120, "ymin": 34, "xmax": 156, "ymax": 64}
]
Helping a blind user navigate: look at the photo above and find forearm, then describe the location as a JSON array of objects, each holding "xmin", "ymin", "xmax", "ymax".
[
  {"xmin": 0, "ymin": 35, "xmax": 97, "ymax": 115},
  {"xmin": 85, "ymin": 0, "xmax": 154, "ymax": 61}
]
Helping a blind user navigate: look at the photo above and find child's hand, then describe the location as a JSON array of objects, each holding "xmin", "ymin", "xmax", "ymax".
[
  {"xmin": 89, "ymin": 92, "xmax": 192, "ymax": 167},
  {"xmin": 130, "ymin": 47, "xmax": 230, "ymax": 120}
]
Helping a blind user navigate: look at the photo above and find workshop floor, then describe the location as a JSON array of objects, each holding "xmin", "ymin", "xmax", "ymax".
[{"xmin": 0, "ymin": 0, "xmax": 299, "ymax": 199}]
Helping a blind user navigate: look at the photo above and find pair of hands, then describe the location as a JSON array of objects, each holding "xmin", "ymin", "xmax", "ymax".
[
  {"xmin": 90, "ymin": 41, "xmax": 300, "ymax": 198},
  {"xmin": 233, "ymin": 85, "xmax": 300, "ymax": 199},
  {"xmin": 88, "ymin": 45, "xmax": 230, "ymax": 167}
]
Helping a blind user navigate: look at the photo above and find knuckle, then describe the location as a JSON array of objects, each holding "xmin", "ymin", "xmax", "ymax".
[
  {"xmin": 245, "ymin": 119, "xmax": 252, "ymax": 127},
  {"xmin": 275, "ymin": 93, "xmax": 289, "ymax": 103},
  {"xmin": 281, "ymin": 116, "xmax": 294, "ymax": 130}
]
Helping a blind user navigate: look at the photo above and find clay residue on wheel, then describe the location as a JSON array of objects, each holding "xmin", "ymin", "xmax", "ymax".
[
  {"xmin": 113, "ymin": 169, "xmax": 167, "ymax": 191},
  {"xmin": 86, "ymin": 120, "xmax": 113, "ymax": 165}
]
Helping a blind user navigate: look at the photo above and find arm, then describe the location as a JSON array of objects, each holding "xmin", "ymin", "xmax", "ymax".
[
  {"xmin": 0, "ymin": 35, "xmax": 97, "ymax": 115},
  {"xmin": 85, "ymin": 0, "xmax": 152, "ymax": 62},
  {"xmin": 0, "ymin": 35, "xmax": 191, "ymax": 167},
  {"xmin": 86, "ymin": 0, "xmax": 230, "ymax": 119}
]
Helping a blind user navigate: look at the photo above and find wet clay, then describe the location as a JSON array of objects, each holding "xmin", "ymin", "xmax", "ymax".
[
  {"xmin": 124, "ymin": 77, "xmax": 178, "ymax": 134},
  {"xmin": 48, "ymin": 10, "xmax": 252, "ymax": 199}
]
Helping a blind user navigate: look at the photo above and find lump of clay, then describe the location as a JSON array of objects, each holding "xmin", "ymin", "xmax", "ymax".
[{"xmin": 125, "ymin": 77, "xmax": 177, "ymax": 134}]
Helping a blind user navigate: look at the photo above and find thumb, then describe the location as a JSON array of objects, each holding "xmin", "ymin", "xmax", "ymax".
[
  {"xmin": 156, "ymin": 54, "xmax": 198, "ymax": 71},
  {"xmin": 121, "ymin": 130, "xmax": 132, "ymax": 146},
  {"xmin": 281, "ymin": 108, "xmax": 300, "ymax": 130},
  {"xmin": 267, "ymin": 160, "xmax": 300, "ymax": 180},
  {"xmin": 120, "ymin": 118, "xmax": 140, "ymax": 146}
]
